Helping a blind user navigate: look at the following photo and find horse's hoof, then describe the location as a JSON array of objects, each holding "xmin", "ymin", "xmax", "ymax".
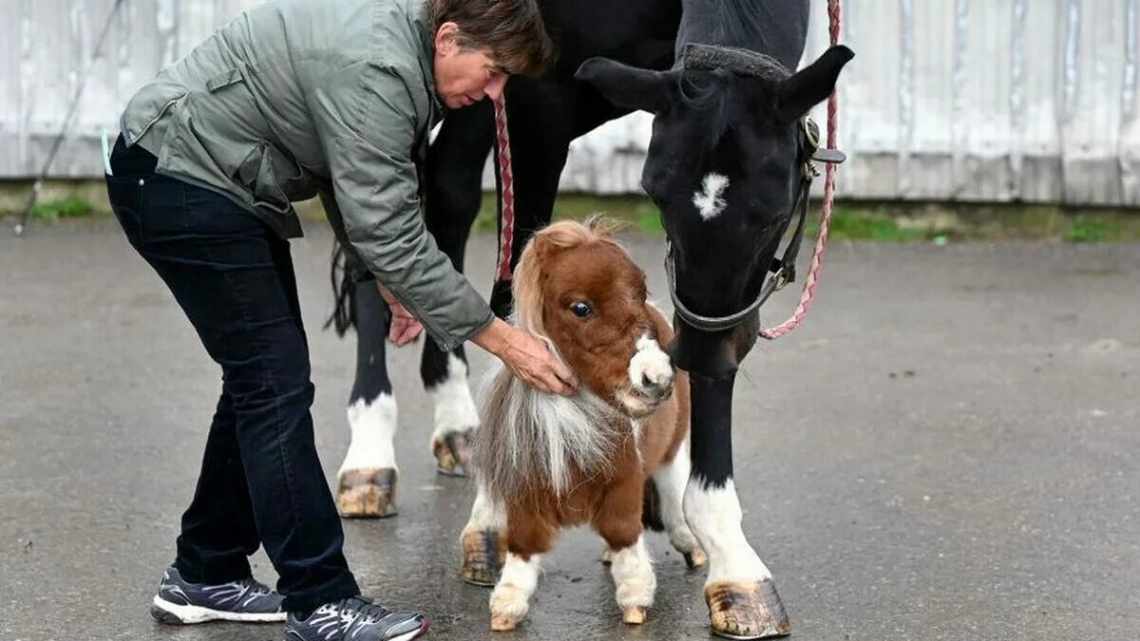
[
  {"xmin": 337, "ymin": 468, "xmax": 397, "ymax": 518},
  {"xmin": 622, "ymin": 606, "xmax": 647, "ymax": 625},
  {"xmin": 490, "ymin": 614, "xmax": 519, "ymax": 631},
  {"xmin": 433, "ymin": 432, "xmax": 472, "ymax": 477},
  {"xmin": 461, "ymin": 528, "xmax": 505, "ymax": 586},
  {"xmin": 705, "ymin": 579, "xmax": 791, "ymax": 640},
  {"xmin": 684, "ymin": 547, "xmax": 708, "ymax": 569}
]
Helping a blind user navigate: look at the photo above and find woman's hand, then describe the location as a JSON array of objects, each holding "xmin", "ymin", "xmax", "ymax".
[
  {"xmin": 472, "ymin": 318, "xmax": 577, "ymax": 395},
  {"xmin": 377, "ymin": 284, "xmax": 423, "ymax": 346}
]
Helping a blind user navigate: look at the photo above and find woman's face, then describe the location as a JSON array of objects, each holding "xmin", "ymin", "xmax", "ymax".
[{"xmin": 433, "ymin": 22, "xmax": 508, "ymax": 109}]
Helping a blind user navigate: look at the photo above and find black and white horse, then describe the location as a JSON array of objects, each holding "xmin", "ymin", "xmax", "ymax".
[{"xmin": 333, "ymin": 1, "xmax": 851, "ymax": 637}]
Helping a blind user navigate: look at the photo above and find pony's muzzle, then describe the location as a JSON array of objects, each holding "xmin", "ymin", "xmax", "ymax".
[{"xmin": 620, "ymin": 334, "xmax": 675, "ymax": 416}]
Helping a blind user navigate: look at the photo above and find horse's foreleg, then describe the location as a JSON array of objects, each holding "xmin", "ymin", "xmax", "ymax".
[
  {"xmin": 459, "ymin": 480, "xmax": 507, "ymax": 587},
  {"xmin": 336, "ymin": 281, "xmax": 399, "ymax": 518},
  {"xmin": 686, "ymin": 373, "xmax": 789, "ymax": 639},
  {"xmin": 420, "ymin": 104, "xmax": 493, "ymax": 476}
]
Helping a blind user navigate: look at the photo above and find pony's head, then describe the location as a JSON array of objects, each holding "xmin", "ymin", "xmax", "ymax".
[{"xmin": 513, "ymin": 218, "xmax": 674, "ymax": 417}]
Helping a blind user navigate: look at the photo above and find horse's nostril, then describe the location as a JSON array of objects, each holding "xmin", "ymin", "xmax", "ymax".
[{"xmin": 642, "ymin": 373, "xmax": 655, "ymax": 389}]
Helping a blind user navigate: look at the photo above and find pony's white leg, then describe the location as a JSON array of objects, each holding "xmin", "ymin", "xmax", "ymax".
[
  {"xmin": 336, "ymin": 393, "xmax": 398, "ymax": 518},
  {"xmin": 428, "ymin": 353, "xmax": 479, "ymax": 476},
  {"xmin": 460, "ymin": 480, "xmax": 507, "ymax": 586},
  {"xmin": 684, "ymin": 478, "xmax": 789, "ymax": 639},
  {"xmin": 652, "ymin": 437, "xmax": 706, "ymax": 568},
  {"xmin": 489, "ymin": 552, "xmax": 542, "ymax": 631},
  {"xmin": 609, "ymin": 534, "xmax": 656, "ymax": 624}
]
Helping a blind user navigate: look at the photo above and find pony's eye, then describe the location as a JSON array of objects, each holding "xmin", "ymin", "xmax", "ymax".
[{"xmin": 570, "ymin": 302, "xmax": 592, "ymax": 318}]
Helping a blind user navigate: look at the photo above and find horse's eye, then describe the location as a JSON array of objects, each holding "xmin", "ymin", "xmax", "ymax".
[{"xmin": 570, "ymin": 302, "xmax": 592, "ymax": 318}]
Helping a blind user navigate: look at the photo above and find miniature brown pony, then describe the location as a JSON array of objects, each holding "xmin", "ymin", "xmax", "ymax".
[{"xmin": 459, "ymin": 219, "xmax": 705, "ymax": 631}]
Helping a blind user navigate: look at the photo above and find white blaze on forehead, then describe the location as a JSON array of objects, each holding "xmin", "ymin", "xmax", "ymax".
[
  {"xmin": 629, "ymin": 334, "xmax": 673, "ymax": 390},
  {"xmin": 692, "ymin": 173, "xmax": 730, "ymax": 221}
]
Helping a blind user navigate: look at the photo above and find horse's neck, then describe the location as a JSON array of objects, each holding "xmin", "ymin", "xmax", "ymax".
[{"xmin": 675, "ymin": 0, "xmax": 809, "ymax": 69}]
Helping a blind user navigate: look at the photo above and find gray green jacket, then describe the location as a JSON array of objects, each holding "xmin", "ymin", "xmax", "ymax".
[{"xmin": 120, "ymin": 0, "xmax": 493, "ymax": 351}]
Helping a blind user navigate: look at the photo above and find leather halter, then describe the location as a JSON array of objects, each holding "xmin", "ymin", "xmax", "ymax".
[{"xmin": 664, "ymin": 45, "xmax": 847, "ymax": 333}]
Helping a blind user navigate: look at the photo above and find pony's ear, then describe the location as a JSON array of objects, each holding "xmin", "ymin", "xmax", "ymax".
[
  {"xmin": 775, "ymin": 45, "xmax": 854, "ymax": 122},
  {"xmin": 575, "ymin": 57, "xmax": 676, "ymax": 114}
]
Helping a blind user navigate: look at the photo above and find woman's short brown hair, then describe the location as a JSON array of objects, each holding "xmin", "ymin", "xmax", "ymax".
[{"xmin": 428, "ymin": 0, "xmax": 554, "ymax": 77}]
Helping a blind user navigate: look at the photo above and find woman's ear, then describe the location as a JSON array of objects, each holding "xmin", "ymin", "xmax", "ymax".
[{"xmin": 434, "ymin": 21, "xmax": 459, "ymax": 56}]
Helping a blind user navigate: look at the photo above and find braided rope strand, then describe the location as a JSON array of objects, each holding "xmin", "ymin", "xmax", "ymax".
[
  {"xmin": 492, "ymin": 95, "xmax": 516, "ymax": 283},
  {"xmin": 759, "ymin": 0, "xmax": 842, "ymax": 340}
]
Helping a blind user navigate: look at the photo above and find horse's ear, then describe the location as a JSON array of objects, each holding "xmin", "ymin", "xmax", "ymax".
[
  {"xmin": 575, "ymin": 57, "xmax": 675, "ymax": 114},
  {"xmin": 775, "ymin": 45, "xmax": 854, "ymax": 122}
]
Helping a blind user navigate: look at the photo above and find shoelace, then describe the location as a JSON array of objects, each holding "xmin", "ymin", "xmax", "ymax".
[{"xmin": 335, "ymin": 597, "xmax": 391, "ymax": 627}]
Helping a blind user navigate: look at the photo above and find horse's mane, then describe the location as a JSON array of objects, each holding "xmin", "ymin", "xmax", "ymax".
[{"xmin": 475, "ymin": 217, "xmax": 632, "ymax": 501}]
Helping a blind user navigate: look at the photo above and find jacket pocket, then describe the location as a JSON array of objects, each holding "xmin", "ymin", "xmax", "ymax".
[
  {"xmin": 235, "ymin": 142, "xmax": 310, "ymax": 222},
  {"xmin": 120, "ymin": 79, "xmax": 188, "ymax": 146}
]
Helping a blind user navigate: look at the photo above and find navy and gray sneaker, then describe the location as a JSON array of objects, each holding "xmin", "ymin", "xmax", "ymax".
[
  {"xmin": 150, "ymin": 566, "xmax": 286, "ymax": 624},
  {"xmin": 285, "ymin": 597, "xmax": 429, "ymax": 641}
]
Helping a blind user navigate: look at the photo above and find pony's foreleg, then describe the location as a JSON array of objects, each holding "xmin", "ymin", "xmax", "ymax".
[
  {"xmin": 686, "ymin": 373, "xmax": 789, "ymax": 639},
  {"xmin": 336, "ymin": 281, "xmax": 399, "ymax": 518},
  {"xmin": 652, "ymin": 436, "xmax": 707, "ymax": 568},
  {"xmin": 488, "ymin": 552, "xmax": 542, "ymax": 631},
  {"xmin": 607, "ymin": 534, "xmax": 656, "ymax": 624},
  {"xmin": 459, "ymin": 480, "xmax": 507, "ymax": 587},
  {"xmin": 595, "ymin": 476, "xmax": 656, "ymax": 624}
]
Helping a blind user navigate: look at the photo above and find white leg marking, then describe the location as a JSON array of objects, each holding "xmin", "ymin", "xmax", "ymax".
[
  {"xmin": 652, "ymin": 438, "xmax": 701, "ymax": 557},
  {"xmin": 684, "ymin": 478, "xmax": 772, "ymax": 585},
  {"xmin": 429, "ymin": 354, "xmax": 480, "ymax": 443},
  {"xmin": 610, "ymin": 535, "xmax": 656, "ymax": 610},
  {"xmin": 490, "ymin": 553, "xmax": 542, "ymax": 622},
  {"xmin": 692, "ymin": 173, "xmax": 729, "ymax": 221},
  {"xmin": 463, "ymin": 480, "xmax": 506, "ymax": 533},
  {"xmin": 338, "ymin": 393, "xmax": 398, "ymax": 475}
]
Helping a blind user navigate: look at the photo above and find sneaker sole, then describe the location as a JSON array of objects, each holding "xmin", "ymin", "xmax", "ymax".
[
  {"xmin": 150, "ymin": 595, "xmax": 287, "ymax": 624},
  {"xmin": 390, "ymin": 618, "xmax": 431, "ymax": 641},
  {"xmin": 284, "ymin": 617, "xmax": 429, "ymax": 641}
]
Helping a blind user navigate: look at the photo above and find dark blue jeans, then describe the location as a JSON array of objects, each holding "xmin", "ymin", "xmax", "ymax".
[{"xmin": 105, "ymin": 138, "xmax": 359, "ymax": 613}]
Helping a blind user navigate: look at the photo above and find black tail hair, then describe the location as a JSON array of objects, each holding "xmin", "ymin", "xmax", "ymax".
[{"xmin": 324, "ymin": 240, "xmax": 356, "ymax": 336}]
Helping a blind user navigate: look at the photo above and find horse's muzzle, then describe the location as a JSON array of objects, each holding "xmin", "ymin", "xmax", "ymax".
[{"xmin": 667, "ymin": 312, "xmax": 761, "ymax": 377}]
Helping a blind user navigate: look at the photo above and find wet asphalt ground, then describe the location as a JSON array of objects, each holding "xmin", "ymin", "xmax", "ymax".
[{"xmin": 2, "ymin": 219, "xmax": 1138, "ymax": 641}]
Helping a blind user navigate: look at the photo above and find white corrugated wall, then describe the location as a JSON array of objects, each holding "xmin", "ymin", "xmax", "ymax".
[{"xmin": 3, "ymin": 0, "xmax": 1139, "ymax": 206}]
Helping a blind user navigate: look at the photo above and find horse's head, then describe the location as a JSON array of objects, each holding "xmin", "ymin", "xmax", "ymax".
[
  {"xmin": 576, "ymin": 45, "xmax": 853, "ymax": 376},
  {"xmin": 513, "ymin": 219, "xmax": 674, "ymax": 418}
]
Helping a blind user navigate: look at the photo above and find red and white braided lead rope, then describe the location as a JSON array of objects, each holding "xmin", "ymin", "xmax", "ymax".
[
  {"xmin": 759, "ymin": 0, "xmax": 842, "ymax": 340},
  {"xmin": 492, "ymin": 96, "xmax": 516, "ymax": 283}
]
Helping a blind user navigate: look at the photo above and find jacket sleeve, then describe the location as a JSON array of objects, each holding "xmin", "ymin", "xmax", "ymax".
[{"xmin": 309, "ymin": 62, "xmax": 494, "ymax": 352}]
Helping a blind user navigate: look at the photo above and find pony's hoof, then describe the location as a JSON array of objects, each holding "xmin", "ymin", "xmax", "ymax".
[
  {"xmin": 461, "ymin": 528, "xmax": 505, "ymax": 586},
  {"xmin": 490, "ymin": 614, "xmax": 519, "ymax": 631},
  {"xmin": 622, "ymin": 606, "xmax": 647, "ymax": 625},
  {"xmin": 433, "ymin": 432, "xmax": 472, "ymax": 477},
  {"xmin": 684, "ymin": 547, "xmax": 708, "ymax": 569},
  {"xmin": 337, "ymin": 468, "xmax": 397, "ymax": 518},
  {"xmin": 705, "ymin": 579, "xmax": 791, "ymax": 639},
  {"xmin": 601, "ymin": 547, "xmax": 614, "ymax": 565}
]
